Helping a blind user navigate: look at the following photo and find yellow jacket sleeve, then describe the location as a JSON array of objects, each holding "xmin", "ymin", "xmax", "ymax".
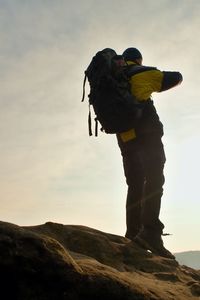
[{"xmin": 129, "ymin": 69, "xmax": 164, "ymax": 101}]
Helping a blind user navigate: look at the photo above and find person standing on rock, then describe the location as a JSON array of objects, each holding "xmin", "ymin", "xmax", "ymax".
[{"xmin": 117, "ymin": 47, "xmax": 183, "ymax": 259}]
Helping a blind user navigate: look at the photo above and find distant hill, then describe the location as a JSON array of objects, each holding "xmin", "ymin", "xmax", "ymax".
[{"xmin": 175, "ymin": 251, "xmax": 200, "ymax": 269}]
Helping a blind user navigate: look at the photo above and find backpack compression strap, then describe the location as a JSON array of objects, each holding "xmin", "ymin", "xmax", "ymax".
[
  {"xmin": 81, "ymin": 73, "xmax": 99, "ymax": 136},
  {"xmin": 88, "ymin": 105, "xmax": 92, "ymax": 136},
  {"xmin": 81, "ymin": 74, "xmax": 87, "ymax": 102}
]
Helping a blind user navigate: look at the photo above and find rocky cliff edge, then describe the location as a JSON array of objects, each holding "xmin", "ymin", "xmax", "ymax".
[{"xmin": 0, "ymin": 221, "xmax": 200, "ymax": 300}]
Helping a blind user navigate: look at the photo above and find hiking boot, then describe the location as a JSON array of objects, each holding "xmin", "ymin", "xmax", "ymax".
[
  {"xmin": 134, "ymin": 230, "xmax": 175, "ymax": 259},
  {"xmin": 125, "ymin": 230, "xmax": 139, "ymax": 241}
]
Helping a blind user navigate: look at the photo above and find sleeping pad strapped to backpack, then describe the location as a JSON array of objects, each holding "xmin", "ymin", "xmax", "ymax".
[{"xmin": 82, "ymin": 48, "xmax": 144, "ymax": 136}]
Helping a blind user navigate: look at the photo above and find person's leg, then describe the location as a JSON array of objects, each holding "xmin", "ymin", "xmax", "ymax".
[
  {"xmin": 140, "ymin": 134, "xmax": 165, "ymax": 235},
  {"xmin": 117, "ymin": 136, "xmax": 145, "ymax": 239},
  {"xmin": 134, "ymin": 134, "xmax": 174, "ymax": 259}
]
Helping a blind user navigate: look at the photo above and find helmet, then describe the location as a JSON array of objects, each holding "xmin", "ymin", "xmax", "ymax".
[{"xmin": 122, "ymin": 47, "xmax": 142, "ymax": 62}]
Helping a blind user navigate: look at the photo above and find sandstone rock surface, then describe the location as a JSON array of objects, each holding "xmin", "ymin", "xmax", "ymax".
[{"xmin": 0, "ymin": 221, "xmax": 199, "ymax": 299}]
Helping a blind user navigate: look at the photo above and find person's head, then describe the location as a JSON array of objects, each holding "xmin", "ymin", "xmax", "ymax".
[{"xmin": 122, "ymin": 47, "xmax": 143, "ymax": 65}]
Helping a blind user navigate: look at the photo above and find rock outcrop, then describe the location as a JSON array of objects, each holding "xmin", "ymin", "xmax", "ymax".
[{"xmin": 0, "ymin": 221, "xmax": 199, "ymax": 299}]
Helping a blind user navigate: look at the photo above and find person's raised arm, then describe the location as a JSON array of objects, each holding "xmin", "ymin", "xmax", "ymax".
[{"xmin": 161, "ymin": 71, "xmax": 183, "ymax": 91}]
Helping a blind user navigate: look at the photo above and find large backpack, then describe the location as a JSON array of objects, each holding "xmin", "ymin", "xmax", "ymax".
[{"xmin": 82, "ymin": 48, "xmax": 144, "ymax": 136}]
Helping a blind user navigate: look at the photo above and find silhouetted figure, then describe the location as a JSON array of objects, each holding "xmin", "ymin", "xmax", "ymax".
[{"xmin": 117, "ymin": 47, "xmax": 183, "ymax": 259}]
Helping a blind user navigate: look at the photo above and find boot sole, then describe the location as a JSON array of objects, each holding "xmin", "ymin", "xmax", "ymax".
[
  {"xmin": 134, "ymin": 236, "xmax": 156, "ymax": 253},
  {"xmin": 134, "ymin": 236, "xmax": 175, "ymax": 259}
]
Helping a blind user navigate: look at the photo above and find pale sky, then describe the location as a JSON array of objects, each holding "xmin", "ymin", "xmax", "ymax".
[{"xmin": 1, "ymin": 0, "xmax": 200, "ymax": 252}]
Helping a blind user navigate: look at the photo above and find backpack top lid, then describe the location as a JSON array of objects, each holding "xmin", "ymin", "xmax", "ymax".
[
  {"xmin": 85, "ymin": 49, "xmax": 130, "ymax": 92},
  {"xmin": 101, "ymin": 48, "xmax": 117, "ymax": 57},
  {"xmin": 96, "ymin": 48, "xmax": 117, "ymax": 61},
  {"xmin": 85, "ymin": 48, "xmax": 117, "ymax": 81}
]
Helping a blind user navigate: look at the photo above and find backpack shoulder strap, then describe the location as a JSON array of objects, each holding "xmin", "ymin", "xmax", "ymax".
[{"xmin": 127, "ymin": 65, "xmax": 157, "ymax": 77}]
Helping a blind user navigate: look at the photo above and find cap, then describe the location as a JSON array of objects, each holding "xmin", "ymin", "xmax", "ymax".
[{"xmin": 122, "ymin": 47, "xmax": 142, "ymax": 62}]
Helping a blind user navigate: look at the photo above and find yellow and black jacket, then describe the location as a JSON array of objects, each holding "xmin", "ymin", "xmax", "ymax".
[{"xmin": 119, "ymin": 61, "xmax": 183, "ymax": 142}]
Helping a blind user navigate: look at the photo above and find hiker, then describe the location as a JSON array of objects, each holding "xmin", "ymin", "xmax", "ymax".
[{"xmin": 117, "ymin": 47, "xmax": 183, "ymax": 259}]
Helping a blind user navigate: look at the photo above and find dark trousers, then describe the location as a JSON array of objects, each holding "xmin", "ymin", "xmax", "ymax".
[{"xmin": 117, "ymin": 133, "xmax": 166, "ymax": 239}]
